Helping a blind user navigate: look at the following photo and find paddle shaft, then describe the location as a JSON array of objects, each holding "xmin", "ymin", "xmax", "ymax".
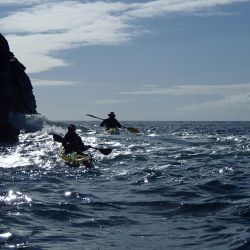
[
  {"xmin": 87, "ymin": 114, "xmax": 126, "ymax": 128},
  {"xmin": 86, "ymin": 114, "xmax": 139, "ymax": 133},
  {"xmin": 53, "ymin": 133, "xmax": 112, "ymax": 155},
  {"xmin": 86, "ymin": 114, "xmax": 104, "ymax": 120}
]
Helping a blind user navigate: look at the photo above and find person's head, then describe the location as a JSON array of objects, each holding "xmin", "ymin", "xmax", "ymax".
[
  {"xmin": 68, "ymin": 124, "xmax": 76, "ymax": 133},
  {"xmin": 108, "ymin": 112, "xmax": 116, "ymax": 118}
]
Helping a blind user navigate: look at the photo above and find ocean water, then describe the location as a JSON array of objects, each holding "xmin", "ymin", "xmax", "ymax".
[{"xmin": 1, "ymin": 119, "xmax": 250, "ymax": 250}]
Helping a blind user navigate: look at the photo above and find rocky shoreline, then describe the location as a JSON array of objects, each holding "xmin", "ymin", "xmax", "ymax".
[{"xmin": 0, "ymin": 33, "xmax": 37, "ymax": 142}]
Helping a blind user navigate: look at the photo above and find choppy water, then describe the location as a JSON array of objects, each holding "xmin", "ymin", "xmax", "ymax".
[{"xmin": 1, "ymin": 119, "xmax": 250, "ymax": 249}]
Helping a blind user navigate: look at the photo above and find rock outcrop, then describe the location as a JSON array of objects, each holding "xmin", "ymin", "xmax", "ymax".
[{"xmin": 0, "ymin": 33, "xmax": 37, "ymax": 142}]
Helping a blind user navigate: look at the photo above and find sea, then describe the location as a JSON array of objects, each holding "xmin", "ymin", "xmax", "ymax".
[{"xmin": 1, "ymin": 117, "xmax": 250, "ymax": 250}]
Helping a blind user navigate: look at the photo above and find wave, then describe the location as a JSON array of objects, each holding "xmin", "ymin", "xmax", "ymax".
[{"xmin": 1, "ymin": 121, "xmax": 250, "ymax": 249}]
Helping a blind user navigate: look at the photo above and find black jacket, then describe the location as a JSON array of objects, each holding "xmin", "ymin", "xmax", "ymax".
[
  {"xmin": 63, "ymin": 132, "xmax": 89, "ymax": 153},
  {"xmin": 100, "ymin": 117, "xmax": 121, "ymax": 129}
]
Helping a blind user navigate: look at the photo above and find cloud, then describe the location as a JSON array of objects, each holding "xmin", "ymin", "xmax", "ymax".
[
  {"xmin": 119, "ymin": 82, "xmax": 250, "ymax": 120},
  {"xmin": 95, "ymin": 99, "xmax": 134, "ymax": 105},
  {"xmin": 31, "ymin": 78, "xmax": 110, "ymax": 87},
  {"xmin": 119, "ymin": 83, "xmax": 250, "ymax": 96},
  {"xmin": 179, "ymin": 92, "xmax": 250, "ymax": 111},
  {"xmin": 31, "ymin": 78, "xmax": 79, "ymax": 86},
  {"xmin": 0, "ymin": 0, "xmax": 248, "ymax": 73},
  {"xmin": 0, "ymin": 0, "xmax": 41, "ymax": 4},
  {"xmin": 174, "ymin": 92, "xmax": 250, "ymax": 120},
  {"xmin": 125, "ymin": 0, "xmax": 249, "ymax": 18}
]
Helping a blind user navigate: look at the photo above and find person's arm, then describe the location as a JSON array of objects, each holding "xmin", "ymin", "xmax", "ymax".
[
  {"xmin": 75, "ymin": 135, "xmax": 88, "ymax": 151},
  {"xmin": 63, "ymin": 133, "xmax": 69, "ymax": 141},
  {"xmin": 78, "ymin": 136, "xmax": 91, "ymax": 151},
  {"xmin": 62, "ymin": 133, "xmax": 70, "ymax": 150},
  {"xmin": 100, "ymin": 119, "xmax": 106, "ymax": 127},
  {"xmin": 116, "ymin": 119, "xmax": 122, "ymax": 128},
  {"xmin": 82, "ymin": 145, "xmax": 91, "ymax": 151}
]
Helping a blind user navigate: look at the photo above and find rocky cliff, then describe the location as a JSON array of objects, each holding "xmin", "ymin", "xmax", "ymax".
[{"xmin": 0, "ymin": 33, "xmax": 37, "ymax": 142}]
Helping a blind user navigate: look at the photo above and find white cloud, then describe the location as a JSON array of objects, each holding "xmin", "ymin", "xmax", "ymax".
[
  {"xmin": 174, "ymin": 92, "xmax": 250, "ymax": 120},
  {"xmin": 31, "ymin": 78, "xmax": 79, "ymax": 86},
  {"xmin": 0, "ymin": 0, "xmax": 248, "ymax": 73},
  {"xmin": 0, "ymin": 0, "xmax": 41, "ymax": 4},
  {"xmin": 95, "ymin": 99, "xmax": 134, "ymax": 105},
  {"xmin": 119, "ymin": 83, "xmax": 250, "ymax": 120},
  {"xmin": 126, "ymin": 0, "xmax": 249, "ymax": 18},
  {"xmin": 31, "ymin": 78, "xmax": 110, "ymax": 87},
  {"xmin": 179, "ymin": 92, "xmax": 250, "ymax": 111},
  {"xmin": 119, "ymin": 83, "xmax": 250, "ymax": 96}
]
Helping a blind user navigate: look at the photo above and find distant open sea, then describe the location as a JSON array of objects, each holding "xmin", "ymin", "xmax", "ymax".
[{"xmin": 1, "ymin": 120, "xmax": 250, "ymax": 249}]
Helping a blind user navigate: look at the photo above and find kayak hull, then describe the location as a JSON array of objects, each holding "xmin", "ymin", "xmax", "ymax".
[
  {"xmin": 59, "ymin": 149, "xmax": 92, "ymax": 167},
  {"xmin": 105, "ymin": 128, "xmax": 120, "ymax": 134}
]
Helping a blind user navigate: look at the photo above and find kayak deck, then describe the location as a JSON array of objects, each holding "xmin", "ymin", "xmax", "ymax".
[
  {"xmin": 105, "ymin": 128, "xmax": 120, "ymax": 134},
  {"xmin": 59, "ymin": 149, "xmax": 92, "ymax": 167}
]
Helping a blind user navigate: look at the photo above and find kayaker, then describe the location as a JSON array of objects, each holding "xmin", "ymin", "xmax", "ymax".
[
  {"xmin": 63, "ymin": 124, "xmax": 90, "ymax": 154},
  {"xmin": 100, "ymin": 112, "xmax": 122, "ymax": 130}
]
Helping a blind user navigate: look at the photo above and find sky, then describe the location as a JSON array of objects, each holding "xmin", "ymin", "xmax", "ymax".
[{"xmin": 1, "ymin": 0, "xmax": 250, "ymax": 121}]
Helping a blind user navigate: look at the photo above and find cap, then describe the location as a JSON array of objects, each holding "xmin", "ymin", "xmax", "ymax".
[{"xmin": 108, "ymin": 112, "xmax": 115, "ymax": 117}]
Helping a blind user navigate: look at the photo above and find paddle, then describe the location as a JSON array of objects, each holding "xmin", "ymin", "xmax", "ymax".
[
  {"xmin": 86, "ymin": 114, "xmax": 139, "ymax": 133},
  {"xmin": 53, "ymin": 134, "xmax": 112, "ymax": 155}
]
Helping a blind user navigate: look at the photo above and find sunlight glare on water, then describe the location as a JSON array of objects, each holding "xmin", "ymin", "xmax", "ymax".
[
  {"xmin": 0, "ymin": 152, "xmax": 31, "ymax": 168},
  {"xmin": 1, "ymin": 120, "xmax": 250, "ymax": 249}
]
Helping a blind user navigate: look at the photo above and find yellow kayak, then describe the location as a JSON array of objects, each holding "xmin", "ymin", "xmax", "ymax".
[
  {"xmin": 105, "ymin": 128, "xmax": 120, "ymax": 134},
  {"xmin": 59, "ymin": 149, "xmax": 92, "ymax": 167}
]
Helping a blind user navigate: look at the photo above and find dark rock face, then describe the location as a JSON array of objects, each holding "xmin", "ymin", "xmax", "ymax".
[{"xmin": 0, "ymin": 33, "xmax": 37, "ymax": 142}]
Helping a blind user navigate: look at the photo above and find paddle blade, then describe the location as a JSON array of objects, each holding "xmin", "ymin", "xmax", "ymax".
[
  {"xmin": 53, "ymin": 134, "xmax": 64, "ymax": 143},
  {"xmin": 127, "ymin": 127, "xmax": 139, "ymax": 133},
  {"xmin": 98, "ymin": 148, "xmax": 112, "ymax": 155}
]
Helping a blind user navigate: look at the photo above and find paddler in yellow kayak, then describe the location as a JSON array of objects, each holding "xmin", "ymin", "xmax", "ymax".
[
  {"xmin": 63, "ymin": 124, "xmax": 91, "ymax": 154},
  {"xmin": 100, "ymin": 112, "xmax": 122, "ymax": 133}
]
